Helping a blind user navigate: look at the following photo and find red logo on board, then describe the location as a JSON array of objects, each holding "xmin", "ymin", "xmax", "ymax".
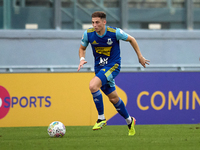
[{"xmin": 0, "ymin": 86, "xmax": 10, "ymax": 119}]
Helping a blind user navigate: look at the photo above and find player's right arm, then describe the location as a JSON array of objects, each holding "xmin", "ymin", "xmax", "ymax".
[
  {"xmin": 77, "ymin": 30, "xmax": 89, "ymax": 71},
  {"xmin": 77, "ymin": 45, "xmax": 87, "ymax": 71}
]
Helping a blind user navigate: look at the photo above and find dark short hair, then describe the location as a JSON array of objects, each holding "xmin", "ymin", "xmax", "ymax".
[{"xmin": 91, "ymin": 11, "xmax": 106, "ymax": 19}]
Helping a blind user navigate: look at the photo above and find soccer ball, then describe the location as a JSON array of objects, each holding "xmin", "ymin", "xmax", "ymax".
[{"xmin": 47, "ymin": 121, "xmax": 66, "ymax": 137}]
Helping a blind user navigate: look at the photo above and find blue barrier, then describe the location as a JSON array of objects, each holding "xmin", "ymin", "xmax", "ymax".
[{"xmin": 108, "ymin": 72, "xmax": 200, "ymax": 125}]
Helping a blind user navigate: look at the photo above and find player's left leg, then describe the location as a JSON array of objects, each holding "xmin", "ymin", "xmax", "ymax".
[
  {"xmin": 105, "ymin": 89, "xmax": 136, "ymax": 136},
  {"xmin": 107, "ymin": 91, "xmax": 132, "ymax": 124}
]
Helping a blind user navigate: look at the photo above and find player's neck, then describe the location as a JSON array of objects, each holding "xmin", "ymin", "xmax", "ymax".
[{"xmin": 96, "ymin": 26, "xmax": 106, "ymax": 36}]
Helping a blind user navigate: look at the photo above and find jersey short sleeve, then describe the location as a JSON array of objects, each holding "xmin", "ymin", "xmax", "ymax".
[
  {"xmin": 116, "ymin": 28, "xmax": 128, "ymax": 41},
  {"xmin": 81, "ymin": 30, "xmax": 89, "ymax": 47}
]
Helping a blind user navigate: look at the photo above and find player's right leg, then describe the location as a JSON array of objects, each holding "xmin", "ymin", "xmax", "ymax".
[
  {"xmin": 91, "ymin": 65, "xmax": 120, "ymax": 131},
  {"xmin": 89, "ymin": 76, "xmax": 107, "ymax": 130}
]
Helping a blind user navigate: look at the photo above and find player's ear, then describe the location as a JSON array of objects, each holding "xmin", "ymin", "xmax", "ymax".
[{"xmin": 103, "ymin": 19, "xmax": 106, "ymax": 25}]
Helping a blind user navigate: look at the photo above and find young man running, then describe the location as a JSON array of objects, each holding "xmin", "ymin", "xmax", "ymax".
[{"xmin": 77, "ymin": 11, "xmax": 150, "ymax": 136}]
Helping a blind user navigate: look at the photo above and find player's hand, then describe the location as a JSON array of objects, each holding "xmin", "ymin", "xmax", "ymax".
[
  {"xmin": 139, "ymin": 56, "xmax": 150, "ymax": 68},
  {"xmin": 77, "ymin": 60, "xmax": 87, "ymax": 71}
]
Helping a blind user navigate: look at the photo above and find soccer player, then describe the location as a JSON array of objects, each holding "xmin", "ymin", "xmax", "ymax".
[{"xmin": 77, "ymin": 11, "xmax": 150, "ymax": 136}]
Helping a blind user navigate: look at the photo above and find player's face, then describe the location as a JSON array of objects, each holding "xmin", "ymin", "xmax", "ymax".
[{"xmin": 92, "ymin": 17, "xmax": 106, "ymax": 34}]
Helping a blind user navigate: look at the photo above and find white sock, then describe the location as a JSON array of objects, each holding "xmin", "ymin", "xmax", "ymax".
[
  {"xmin": 98, "ymin": 114, "xmax": 105, "ymax": 120},
  {"xmin": 125, "ymin": 116, "xmax": 132, "ymax": 125}
]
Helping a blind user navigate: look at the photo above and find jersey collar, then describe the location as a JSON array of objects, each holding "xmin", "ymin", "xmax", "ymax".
[{"xmin": 95, "ymin": 26, "xmax": 107, "ymax": 38}]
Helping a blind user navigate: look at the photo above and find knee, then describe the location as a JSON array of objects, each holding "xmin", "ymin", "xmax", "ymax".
[
  {"xmin": 109, "ymin": 97, "xmax": 119, "ymax": 104},
  {"xmin": 89, "ymin": 81, "xmax": 99, "ymax": 93},
  {"xmin": 89, "ymin": 77, "xmax": 102, "ymax": 93}
]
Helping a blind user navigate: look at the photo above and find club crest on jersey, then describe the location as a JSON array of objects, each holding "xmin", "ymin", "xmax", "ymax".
[{"xmin": 107, "ymin": 38, "xmax": 113, "ymax": 45}]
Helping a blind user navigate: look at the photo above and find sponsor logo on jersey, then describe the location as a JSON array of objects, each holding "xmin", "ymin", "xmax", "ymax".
[
  {"xmin": 95, "ymin": 47, "xmax": 112, "ymax": 56},
  {"xmin": 99, "ymin": 57, "xmax": 108, "ymax": 66},
  {"xmin": 119, "ymin": 29, "xmax": 125, "ymax": 35},
  {"xmin": 92, "ymin": 40, "xmax": 99, "ymax": 45}
]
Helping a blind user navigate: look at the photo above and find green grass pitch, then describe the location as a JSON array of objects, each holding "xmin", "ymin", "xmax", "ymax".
[{"xmin": 0, "ymin": 124, "xmax": 200, "ymax": 150}]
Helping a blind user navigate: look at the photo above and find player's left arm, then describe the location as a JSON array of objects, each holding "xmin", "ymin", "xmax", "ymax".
[
  {"xmin": 126, "ymin": 35, "xmax": 150, "ymax": 68},
  {"xmin": 116, "ymin": 28, "xmax": 150, "ymax": 68}
]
